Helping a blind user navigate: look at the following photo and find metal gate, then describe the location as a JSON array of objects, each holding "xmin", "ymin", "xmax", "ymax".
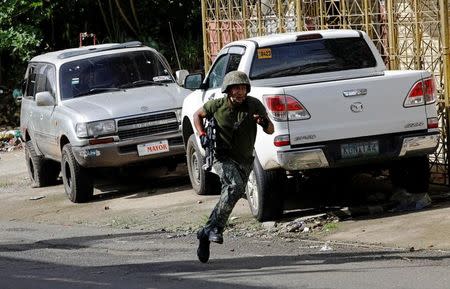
[{"xmin": 201, "ymin": 0, "xmax": 450, "ymax": 185}]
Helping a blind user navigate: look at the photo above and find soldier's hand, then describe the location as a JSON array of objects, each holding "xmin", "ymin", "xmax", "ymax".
[
  {"xmin": 253, "ymin": 114, "xmax": 269, "ymax": 130},
  {"xmin": 199, "ymin": 133, "xmax": 209, "ymax": 149}
]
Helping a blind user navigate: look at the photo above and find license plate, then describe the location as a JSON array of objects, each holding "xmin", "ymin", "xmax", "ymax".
[
  {"xmin": 341, "ymin": 140, "xmax": 379, "ymax": 159},
  {"xmin": 137, "ymin": 140, "xmax": 169, "ymax": 156}
]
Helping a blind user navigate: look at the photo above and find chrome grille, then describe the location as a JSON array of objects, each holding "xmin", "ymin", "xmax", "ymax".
[{"xmin": 117, "ymin": 112, "xmax": 178, "ymax": 140}]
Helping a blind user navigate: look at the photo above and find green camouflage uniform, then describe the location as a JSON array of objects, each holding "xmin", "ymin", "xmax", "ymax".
[{"xmin": 203, "ymin": 93, "xmax": 268, "ymax": 233}]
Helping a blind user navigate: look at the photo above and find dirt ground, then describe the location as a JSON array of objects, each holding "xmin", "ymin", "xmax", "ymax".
[
  {"xmin": 2, "ymin": 148, "xmax": 450, "ymax": 251},
  {"xmin": 0, "ymin": 149, "xmax": 255, "ymax": 233}
]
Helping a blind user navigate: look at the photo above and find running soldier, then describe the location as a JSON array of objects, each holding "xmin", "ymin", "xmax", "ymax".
[{"xmin": 193, "ymin": 71, "xmax": 274, "ymax": 263}]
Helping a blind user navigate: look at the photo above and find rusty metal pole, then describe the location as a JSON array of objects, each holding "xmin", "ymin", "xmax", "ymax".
[
  {"xmin": 413, "ymin": 0, "xmax": 422, "ymax": 69},
  {"xmin": 296, "ymin": 0, "xmax": 303, "ymax": 31},
  {"xmin": 257, "ymin": 0, "xmax": 263, "ymax": 36},
  {"xmin": 439, "ymin": 0, "xmax": 450, "ymax": 184},
  {"xmin": 386, "ymin": 0, "xmax": 398, "ymax": 70},
  {"xmin": 277, "ymin": 0, "xmax": 283, "ymax": 33},
  {"xmin": 201, "ymin": 0, "xmax": 210, "ymax": 72},
  {"xmin": 243, "ymin": 0, "xmax": 248, "ymax": 38},
  {"xmin": 363, "ymin": 0, "xmax": 370, "ymax": 36},
  {"xmin": 319, "ymin": 0, "xmax": 325, "ymax": 29}
]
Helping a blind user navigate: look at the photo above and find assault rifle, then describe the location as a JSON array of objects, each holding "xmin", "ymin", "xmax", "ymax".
[{"xmin": 202, "ymin": 117, "xmax": 216, "ymax": 172}]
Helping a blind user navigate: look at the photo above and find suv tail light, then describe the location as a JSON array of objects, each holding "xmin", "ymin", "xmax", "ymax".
[
  {"xmin": 404, "ymin": 78, "xmax": 436, "ymax": 107},
  {"xmin": 263, "ymin": 94, "xmax": 310, "ymax": 121}
]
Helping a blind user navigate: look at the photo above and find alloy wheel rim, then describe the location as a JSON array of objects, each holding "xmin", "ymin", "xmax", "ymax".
[{"xmin": 247, "ymin": 171, "xmax": 258, "ymax": 212}]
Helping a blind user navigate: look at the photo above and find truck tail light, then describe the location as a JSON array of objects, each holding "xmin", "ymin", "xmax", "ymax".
[
  {"xmin": 404, "ymin": 78, "xmax": 436, "ymax": 107},
  {"xmin": 263, "ymin": 94, "xmax": 311, "ymax": 121},
  {"xmin": 274, "ymin": 134, "xmax": 290, "ymax": 147},
  {"xmin": 427, "ymin": 117, "xmax": 439, "ymax": 129}
]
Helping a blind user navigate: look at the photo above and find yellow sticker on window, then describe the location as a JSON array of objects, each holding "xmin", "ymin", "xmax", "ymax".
[{"xmin": 257, "ymin": 48, "xmax": 272, "ymax": 59}]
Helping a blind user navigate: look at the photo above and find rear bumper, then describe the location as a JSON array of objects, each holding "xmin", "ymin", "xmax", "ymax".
[
  {"xmin": 277, "ymin": 131, "xmax": 440, "ymax": 171},
  {"xmin": 72, "ymin": 134, "xmax": 185, "ymax": 168}
]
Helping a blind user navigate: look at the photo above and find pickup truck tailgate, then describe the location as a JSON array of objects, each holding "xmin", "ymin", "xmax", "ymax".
[{"xmin": 284, "ymin": 70, "xmax": 430, "ymax": 146}]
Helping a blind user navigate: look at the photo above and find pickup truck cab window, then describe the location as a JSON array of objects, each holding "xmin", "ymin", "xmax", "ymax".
[
  {"xmin": 207, "ymin": 53, "xmax": 243, "ymax": 89},
  {"xmin": 250, "ymin": 37, "xmax": 377, "ymax": 80}
]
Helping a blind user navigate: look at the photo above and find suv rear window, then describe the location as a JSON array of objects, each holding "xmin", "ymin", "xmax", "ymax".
[
  {"xmin": 59, "ymin": 50, "xmax": 173, "ymax": 99},
  {"xmin": 250, "ymin": 37, "xmax": 377, "ymax": 80}
]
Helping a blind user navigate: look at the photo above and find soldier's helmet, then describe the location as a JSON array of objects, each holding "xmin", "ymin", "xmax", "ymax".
[{"xmin": 221, "ymin": 71, "xmax": 251, "ymax": 93}]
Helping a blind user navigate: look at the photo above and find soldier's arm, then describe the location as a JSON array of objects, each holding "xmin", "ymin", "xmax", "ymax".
[{"xmin": 194, "ymin": 107, "xmax": 208, "ymax": 136}]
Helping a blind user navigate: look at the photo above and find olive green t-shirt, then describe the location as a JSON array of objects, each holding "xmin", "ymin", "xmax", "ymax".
[{"xmin": 203, "ymin": 95, "xmax": 268, "ymax": 165}]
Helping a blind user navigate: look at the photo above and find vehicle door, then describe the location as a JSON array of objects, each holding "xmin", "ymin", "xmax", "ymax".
[
  {"xmin": 21, "ymin": 63, "xmax": 38, "ymax": 145},
  {"xmin": 33, "ymin": 63, "xmax": 59, "ymax": 158},
  {"xmin": 201, "ymin": 46, "xmax": 245, "ymax": 103}
]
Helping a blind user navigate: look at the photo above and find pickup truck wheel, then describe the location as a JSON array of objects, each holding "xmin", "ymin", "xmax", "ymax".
[
  {"xmin": 61, "ymin": 144, "xmax": 93, "ymax": 203},
  {"xmin": 390, "ymin": 155, "xmax": 430, "ymax": 193},
  {"xmin": 186, "ymin": 134, "xmax": 220, "ymax": 195},
  {"xmin": 25, "ymin": 140, "xmax": 60, "ymax": 187},
  {"xmin": 246, "ymin": 156, "xmax": 284, "ymax": 222}
]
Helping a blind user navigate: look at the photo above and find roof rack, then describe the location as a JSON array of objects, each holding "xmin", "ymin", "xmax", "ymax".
[{"xmin": 57, "ymin": 41, "xmax": 143, "ymax": 59}]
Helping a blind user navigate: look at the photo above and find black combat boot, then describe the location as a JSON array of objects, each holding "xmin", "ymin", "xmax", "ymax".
[
  {"xmin": 196, "ymin": 228, "xmax": 210, "ymax": 263},
  {"xmin": 208, "ymin": 227, "xmax": 223, "ymax": 244}
]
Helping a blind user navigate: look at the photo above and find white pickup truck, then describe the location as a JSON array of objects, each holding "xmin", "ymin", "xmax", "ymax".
[{"xmin": 181, "ymin": 29, "xmax": 439, "ymax": 221}]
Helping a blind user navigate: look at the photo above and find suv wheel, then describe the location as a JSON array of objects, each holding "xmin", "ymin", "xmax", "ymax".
[
  {"xmin": 186, "ymin": 134, "xmax": 220, "ymax": 195},
  {"xmin": 245, "ymin": 156, "xmax": 284, "ymax": 221},
  {"xmin": 25, "ymin": 140, "xmax": 60, "ymax": 187},
  {"xmin": 61, "ymin": 144, "xmax": 93, "ymax": 203}
]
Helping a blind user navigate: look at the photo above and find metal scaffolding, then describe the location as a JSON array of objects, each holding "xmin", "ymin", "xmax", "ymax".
[{"xmin": 201, "ymin": 0, "xmax": 450, "ymax": 184}]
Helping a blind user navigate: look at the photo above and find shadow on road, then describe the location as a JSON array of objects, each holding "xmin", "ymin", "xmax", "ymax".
[{"xmin": 0, "ymin": 229, "xmax": 449, "ymax": 289}]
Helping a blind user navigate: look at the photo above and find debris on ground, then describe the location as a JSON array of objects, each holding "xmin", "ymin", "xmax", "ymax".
[
  {"xmin": 390, "ymin": 189, "xmax": 432, "ymax": 212},
  {"xmin": 29, "ymin": 195, "xmax": 46, "ymax": 201},
  {"xmin": 319, "ymin": 241, "xmax": 333, "ymax": 251},
  {"xmin": 227, "ymin": 213, "xmax": 340, "ymax": 241},
  {"xmin": 0, "ymin": 128, "xmax": 23, "ymax": 152}
]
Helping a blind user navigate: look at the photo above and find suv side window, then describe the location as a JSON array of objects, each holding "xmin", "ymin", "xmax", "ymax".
[
  {"xmin": 24, "ymin": 65, "xmax": 37, "ymax": 99},
  {"xmin": 35, "ymin": 64, "xmax": 56, "ymax": 97},
  {"xmin": 207, "ymin": 53, "xmax": 243, "ymax": 89},
  {"xmin": 24, "ymin": 63, "xmax": 56, "ymax": 100}
]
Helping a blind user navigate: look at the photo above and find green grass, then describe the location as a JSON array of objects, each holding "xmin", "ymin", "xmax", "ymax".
[
  {"xmin": 0, "ymin": 181, "xmax": 11, "ymax": 188},
  {"xmin": 323, "ymin": 222, "xmax": 338, "ymax": 231}
]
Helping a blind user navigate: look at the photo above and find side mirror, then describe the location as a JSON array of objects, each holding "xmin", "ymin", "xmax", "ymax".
[
  {"xmin": 184, "ymin": 73, "xmax": 204, "ymax": 90},
  {"xmin": 175, "ymin": 69, "xmax": 189, "ymax": 86},
  {"xmin": 36, "ymin": 91, "xmax": 55, "ymax": 106}
]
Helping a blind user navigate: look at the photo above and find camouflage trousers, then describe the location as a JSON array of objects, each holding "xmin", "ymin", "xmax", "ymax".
[{"xmin": 205, "ymin": 157, "xmax": 253, "ymax": 232}]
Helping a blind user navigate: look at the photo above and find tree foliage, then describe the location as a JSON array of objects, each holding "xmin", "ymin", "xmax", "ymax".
[
  {"xmin": 0, "ymin": 0, "xmax": 45, "ymax": 61},
  {"xmin": 0, "ymin": 0, "xmax": 203, "ymax": 127},
  {"xmin": 0, "ymin": 0, "xmax": 203, "ymax": 84}
]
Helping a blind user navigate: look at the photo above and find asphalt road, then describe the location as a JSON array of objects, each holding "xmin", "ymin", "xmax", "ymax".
[
  {"xmin": 1, "ymin": 149, "xmax": 450, "ymax": 288},
  {"xmin": 1, "ymin": 220, "xmax": 450, "ymax": 289}
]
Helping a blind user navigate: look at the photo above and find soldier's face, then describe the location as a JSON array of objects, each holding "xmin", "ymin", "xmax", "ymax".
[{"xmin": 228, "ymin": 84, "xmax": 247, "ymax": 105}]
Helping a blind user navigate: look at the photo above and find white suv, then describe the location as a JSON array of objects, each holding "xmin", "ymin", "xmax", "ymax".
[{"xmin": 20, "ymin": 41, "xmax": 190, "ymax": 202}]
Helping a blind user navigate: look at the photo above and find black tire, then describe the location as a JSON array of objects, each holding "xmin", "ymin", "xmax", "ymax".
[
  {"xmin": 245, "ymin": 156, "xmax": 284, "ymax": 222},
  {"xmin": 390, "ymin": 155, "xmax": 430, "ymax": 193},
  {"xmin": 24, "ymin": 140, "xmax": 60, "ymax": 188},
  {"xmin": 61, "ymin": 144, "xmax": 93, "ymax": 203},
  {"xmin": 186, "ymin": 134, "xmax": 220, "ymax": 195}
]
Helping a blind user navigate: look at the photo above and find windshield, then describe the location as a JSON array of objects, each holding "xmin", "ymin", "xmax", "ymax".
[
  {"xmin": 59, "ymin": 50, "xmax": 174, "ymax": 99},
  {"xmin": 250, "ymin": 37, "xmax": 377, "ymax": 80}
]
